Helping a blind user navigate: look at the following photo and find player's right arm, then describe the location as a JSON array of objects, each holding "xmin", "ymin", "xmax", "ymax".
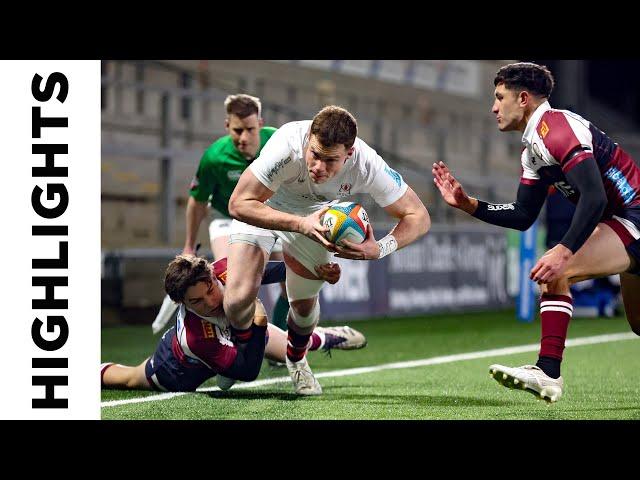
[{"xmin": 432, "ymin": 160, "xmax": 548, "ymax": 231}]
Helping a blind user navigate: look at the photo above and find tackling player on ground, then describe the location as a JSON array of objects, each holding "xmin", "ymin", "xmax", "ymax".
[
  {"xmin": 433, "ymin": 62, "xmax": 640, "ymax": 403},
  {"xmin": 103, "ymin": 255, "xmax": 366, "ymax": 392}
]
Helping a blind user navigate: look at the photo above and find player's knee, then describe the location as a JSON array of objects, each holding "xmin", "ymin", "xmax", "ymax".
[
  {"xmin": 290, "ymin": 298, "xmax": 317, "ymax": 317},
  {"xmin": 543, "ymin": 276, "xmax": 570, "ymax": 295},
  {"xmin": 289, "ymin": 298, "xmax": 319, "ymax": 328},
  {"xmin": 223, "ymin": 286, "xmax": 257, "ymax": 314}
]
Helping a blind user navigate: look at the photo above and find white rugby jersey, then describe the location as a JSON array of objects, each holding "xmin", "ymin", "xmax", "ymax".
[{"xmin": 249, "ymin": 121, "xmax": 408, "ymax": 216}]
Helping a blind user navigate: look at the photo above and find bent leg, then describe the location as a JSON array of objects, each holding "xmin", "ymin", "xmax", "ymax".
[
  {"xmin": 537, "ymin": 223, "xmax": 633, "ymax": 378},
  {"xmin": 560, "ymin": 223, "xmax": 632, "ymax": 286},
  {"xmin": 224, "ymin": 241, "xmax": 269, "ymax": 331},
  {"xmin": 102, "ymin": 360, "xmax": 151, "ymax": 390}
]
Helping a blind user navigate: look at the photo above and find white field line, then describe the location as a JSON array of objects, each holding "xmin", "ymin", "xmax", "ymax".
[{"xmin": 101, "ymin": 331, "xmax": 637, "ymax": 408}]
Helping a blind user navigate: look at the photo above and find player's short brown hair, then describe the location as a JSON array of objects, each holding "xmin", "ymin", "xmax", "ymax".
[
  {"xmin": 224, "ymin": 93, "xmax": 261, "ymax": 119},
  {"xmin": 164, "ymin": 254, "xmax": 212, "ymax": 303},
  {"xmin": 494, "ymin": 62, "xmax": 555, "ymax": 98},
  {"xmin": 310, "ymin": 105, "xmax": 358, "ymax": 149}
]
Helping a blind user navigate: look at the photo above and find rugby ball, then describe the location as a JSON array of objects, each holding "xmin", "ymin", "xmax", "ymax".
[{"xmin": 322, "ymin": 202, "xmax": 370, "ymax": 246}]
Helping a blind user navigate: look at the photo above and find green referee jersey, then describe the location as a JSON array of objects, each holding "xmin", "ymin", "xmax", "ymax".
[{"xmin": 189, "ymin": 126, "xmax": 277, "ymax": 217}]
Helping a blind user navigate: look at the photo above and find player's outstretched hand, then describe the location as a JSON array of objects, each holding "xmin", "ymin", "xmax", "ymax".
[
  {"xmin": 298, "ymin": 207, "xmax": 337, "ymax": 251},
  {"xmin": 314, "ymin": 262, "xmax": 341, "ymax": 284},
  {"xmin": 334, "ymin": 223, "xmax": 379, "ymax": 260},
  {"xmin": 432, "ymin": 161, "xmax": 476, "ymax": 213}
]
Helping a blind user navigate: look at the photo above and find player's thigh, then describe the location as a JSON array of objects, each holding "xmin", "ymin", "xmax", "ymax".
[
  {"xmin": 209, "ymin": 219, "xmax": 233, "ymax": 260},
  {"xmin": 564, "ymin": 223, "xmax": 632, "ymax": 284},
  {"xmin": 128, "ymin": 361, "xmax": 153, "ymax": 389},
  {"xmin": 620, "ymin": 272, "xmax": 640, "ymax": 335},
  {"xmin": 227, "ymin": 220, "xmax": 275, "ymax": 297},
  {"xmin": 278, "ymin": 230, "xmax": 331, "ymax": 279},
  {"xmin": 211, "ymin": 236, "xmax": 230, "ymax": 260}
]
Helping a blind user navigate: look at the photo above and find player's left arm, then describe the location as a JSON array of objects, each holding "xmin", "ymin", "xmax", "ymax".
[
  {"xmin": 336, "ymin": 187, "xmax": 431, "ymax": 260},
  {"xmin": 530, "ymin": 155, "xmax": 607, "ymax": 284}
]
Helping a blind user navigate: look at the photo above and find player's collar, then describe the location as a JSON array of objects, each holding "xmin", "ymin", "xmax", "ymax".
[{"xmin": 522, "ymin": 100, "xmax": 551, "ymax": 143}]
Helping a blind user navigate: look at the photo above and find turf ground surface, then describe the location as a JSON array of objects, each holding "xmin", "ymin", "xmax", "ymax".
[{"xmin": 101, "ymin": 310, "xmax": 640, "ymax": 420}]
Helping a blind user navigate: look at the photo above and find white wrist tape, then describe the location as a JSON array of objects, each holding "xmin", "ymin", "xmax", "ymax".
[{"xmin": 376, "ymin": 234, "xmax": 398, "ymax": 259}]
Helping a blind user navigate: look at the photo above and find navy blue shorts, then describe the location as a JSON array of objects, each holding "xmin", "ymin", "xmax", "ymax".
[{"xmin": 144, "ymin": 326, "xmax": 215, "ymax": 392}]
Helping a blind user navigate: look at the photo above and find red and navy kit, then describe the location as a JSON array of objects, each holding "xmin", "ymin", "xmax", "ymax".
[
  {"xmin": 473, "ymin": 101, "xmax": 640, "ymax": 270},
  {"xmin": 519, "ymin": 101, "xmax": 640, "ymax": 217},
  {"xmin": 144, "ymin": 258, "xmax": 285, "ymax": 391}
]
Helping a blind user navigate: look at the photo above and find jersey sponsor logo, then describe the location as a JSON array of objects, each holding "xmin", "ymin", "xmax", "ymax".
[
  {"xmin": 189, "ymin": 175, "xmax": 199, "ymax": 191},
  {"xmin": 300, "ymin": 193, "xmax": 329, "ymax": 202},
  {"xmin": 201, "ymin": 319, "xmax": 215, "ymax": 339},
  {"xmin": 553, "ymin": 181, "xmax": 575, "ymax": 197},
  {"xmin": 265, "ymin": 157, "xmax": 291, "ymax": 181},
  {"xmin": 384, "ymin": 166, "xmax": 403, "ymax": 187},
  {"xmin": 227, "ymin": 170, "xmax": 243, "ymax": 181},
  {"xmin": 487, "ymin": 203, "xmax": 515, "ymax": 211},
  {"xmin": 539, "ymin": 121, "xmax": 550, "ymax": 139},
  {"xmin": 604, "ymin": 166, "xmax": 637, "ymax": 204},
  {"xmin": 338, "ymin": 183, "xmax": 352, "ymax": 196}
]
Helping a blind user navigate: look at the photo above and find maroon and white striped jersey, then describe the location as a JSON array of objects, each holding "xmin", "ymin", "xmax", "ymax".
[
  {"xmin": 172, "ymin": 257, "xmax": 237, "ymax": 373},
  {"xmin": 520, "ymin": 101, "xmax": 640, "ymax": 219}
]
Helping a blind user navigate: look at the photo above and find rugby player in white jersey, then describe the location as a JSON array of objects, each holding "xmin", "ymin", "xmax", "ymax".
[{"xmin": 224, "ymin": 106, "xmax": 431, "ymax": 395}]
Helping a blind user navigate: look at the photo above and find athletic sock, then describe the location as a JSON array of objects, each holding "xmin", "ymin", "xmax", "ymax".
[
  {"xmin": 286, "ymin": 319, "xmax": 311, "ymax": 362},
  {"xmin": 537, "ymin": 293, "xmax": 573, "ymax": 378}
]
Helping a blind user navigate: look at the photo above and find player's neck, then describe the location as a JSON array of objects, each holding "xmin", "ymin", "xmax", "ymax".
[{"xmin": 519, "ymin": 100, "xmax": 546, "ymax": 133}]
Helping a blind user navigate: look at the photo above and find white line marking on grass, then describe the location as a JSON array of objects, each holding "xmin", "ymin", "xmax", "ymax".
[{"xmin": 101, "ymin": 331, "xmax": 638, "ymax": 408}]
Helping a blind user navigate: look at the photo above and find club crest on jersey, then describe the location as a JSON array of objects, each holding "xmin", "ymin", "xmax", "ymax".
[
  {"xmin": 338, "ymin": 183, "xmax": 352, "ymax": 196},
  {"xmin": 538, "ymin": 121, "xmax": 550, "ymax": 139}
]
